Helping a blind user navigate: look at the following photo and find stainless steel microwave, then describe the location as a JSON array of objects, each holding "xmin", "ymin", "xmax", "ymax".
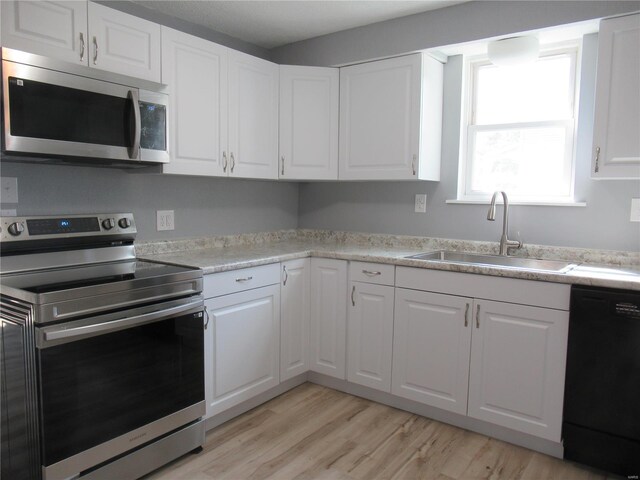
[{"xmin": 1, "ymin": 48, "xmax": 169, "ymax": 165}]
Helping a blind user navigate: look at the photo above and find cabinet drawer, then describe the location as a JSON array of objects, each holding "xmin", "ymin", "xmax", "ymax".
[
  {"xmin": 204, "ymin": 263, "xmax": 280, "ymax": 298},
  {"xmin": 349, "ymin": 261, "xmax": 395, "ymax": 286},
  {"xmin": 396, "ymin": 267, "xmax": 570, "ymax": 310}
]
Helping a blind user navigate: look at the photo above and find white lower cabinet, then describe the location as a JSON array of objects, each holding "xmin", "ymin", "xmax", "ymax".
[
  {"xmin": 393, "ymin": 267, "xmax": 570, "ymax": 442},
  {"xmin": 309, "ymin": 258, "xmax": 347, "ymax": 379},
  {"xmin": 280, "ymin": 258, "xmax": 310, "ymax": 381},
  {"xmin": 392, "ymin": 289, "xmax": 472, "ymax": 415},
  {"xmin": 347, "ymin": 281, "xmax": 394, "ymax": 392},
  {"xmin": 204, "ymin": 266, "xmax": 280, "ymax": 418},
  {"xmin": 467, "ymin": 299, "xmax": 569, "ymax": 441}
]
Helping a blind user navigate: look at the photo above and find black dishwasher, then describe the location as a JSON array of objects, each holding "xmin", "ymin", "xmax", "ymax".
[{"xmin": 563, "ymin": 285, "xmax": 640, "ymax": 477}]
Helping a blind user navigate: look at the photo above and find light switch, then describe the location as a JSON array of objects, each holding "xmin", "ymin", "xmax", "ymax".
[
  {"xmin": 157, "ymin": 210, "xmax": 175, "ymax": 231},
  {"xmin": 630, "ymin": 198, "xmax": 640, "ymax": 222}
]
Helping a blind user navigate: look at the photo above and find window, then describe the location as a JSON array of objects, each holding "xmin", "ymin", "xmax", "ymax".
[{"xmin": 458, "ymin": 44, "xmax": 579, "ymax": 203}]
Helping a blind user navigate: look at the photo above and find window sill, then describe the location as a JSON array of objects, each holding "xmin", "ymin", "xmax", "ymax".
[{"xmin": 446, "ymin": 199, "xmax": 587, "ymax": 207}]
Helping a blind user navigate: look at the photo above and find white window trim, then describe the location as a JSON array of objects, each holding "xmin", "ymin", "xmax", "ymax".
[{"xmin": 456, "ymin": 41, "xmax": 582, "ymax": 204}]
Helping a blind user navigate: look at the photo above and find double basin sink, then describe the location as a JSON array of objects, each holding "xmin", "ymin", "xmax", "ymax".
[{"xmin": 405, "ymin": 250, "xmax": 576, "ymax": 274}]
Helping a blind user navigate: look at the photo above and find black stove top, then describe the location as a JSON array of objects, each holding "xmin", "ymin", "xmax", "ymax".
[{"xmin": 1, "ymin": 260, "xmax": 192, "ymax": 294}]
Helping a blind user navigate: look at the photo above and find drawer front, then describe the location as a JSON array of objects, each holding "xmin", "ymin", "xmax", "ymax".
[
  {"xmin": 204, "ymin": 263, "xmax": 280, "ymax": 298},
  {"xmin": 349, "ymin": 261, "xmax": 395, "ymax": 286},
  {"xmin": 395, "ymin": 267, "xmax": 570, "ymax": 311}
]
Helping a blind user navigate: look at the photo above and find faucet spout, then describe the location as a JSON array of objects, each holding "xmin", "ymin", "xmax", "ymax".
[{"xmin": 486, "ymin": 191, "xmax": 522, "ymax": 256}]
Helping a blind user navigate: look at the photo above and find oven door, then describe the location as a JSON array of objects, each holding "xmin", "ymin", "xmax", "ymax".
[{"xmin": 35, "ymin": 296, "xmax": 205, "ymax": 480}]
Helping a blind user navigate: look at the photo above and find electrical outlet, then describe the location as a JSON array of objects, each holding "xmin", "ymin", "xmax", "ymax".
[
  {"xmin": 157, "ymin": 210, "xmax": 175, "ymax": 231},
  {"xmin": 631, "ymin": 198, "xmax": 640, "ymax": 222},
  {"xmin": 0, "ymin": 177, "xmax": 18, "ymax": 203},
  {"xmin": 414, "ymin": 194, "xmax": 427, "ymax": 213}
]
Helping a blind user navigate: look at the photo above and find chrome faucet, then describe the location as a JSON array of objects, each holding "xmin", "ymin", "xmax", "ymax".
[{"xmin": 487, "ymin": 191, "xmax": 522, "ymax": 256}]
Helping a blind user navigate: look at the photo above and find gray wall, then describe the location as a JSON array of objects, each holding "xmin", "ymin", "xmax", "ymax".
[
  {"xmin": 297, "ymin": 34, "xmax": 640, "ymax": 252},
  {"xmin": 0, "ymin": 163, "xmax": 299, "ymax": 241},
  {"xmin": 270, "ymin": 1, "xmax": 640, "ymax": 66}
]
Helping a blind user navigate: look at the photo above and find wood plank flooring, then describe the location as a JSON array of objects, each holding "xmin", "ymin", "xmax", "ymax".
[{"xmin": 145, "ymin": 383, "xmax": 614, "ymax": 480}]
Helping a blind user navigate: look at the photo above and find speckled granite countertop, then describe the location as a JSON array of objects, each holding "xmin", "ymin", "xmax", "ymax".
[{"xmin": 137, "ymin": 230, "xmax": 640, "ymax": 291}]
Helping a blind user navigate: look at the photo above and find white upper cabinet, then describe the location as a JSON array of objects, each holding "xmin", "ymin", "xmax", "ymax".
[
  {"xmin": 1, "ymin": 1, "xmax": 161, "ymax": 82},
  {"xmin": 228, "ymin": 50, "xmax": 279, "ymax": 179},
  {"xmin": 1, "ymin": 1, "xmax": 88, "ymax": 65},
  {"xmin": 339, "ymin": 53, "xmax": 443, "ymax": 181},
  {"xmin": 279, "ymin": 66, "xmax": 339, "ymax": 180},
  {"xmin": 161, "ymin": 27, "xmax": 228, "ymax": 176},
  {"xmin": 592, "ymin": 13, "xmax": 640, "ymax": 179},
  {"xmin": 87, "ymin": 2, "xmax": 161, "ymax": 82}
]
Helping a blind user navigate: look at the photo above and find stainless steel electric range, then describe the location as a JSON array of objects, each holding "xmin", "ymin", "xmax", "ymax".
[{"xmin": 0, "ymin": 213, "xmax": 206, "ymax": 480}]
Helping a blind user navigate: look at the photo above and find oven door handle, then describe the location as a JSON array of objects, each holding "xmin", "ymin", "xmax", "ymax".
[
  {"xmin": 38, "ymin": 297, "xmax": 203, "ymax": 348},
  {"xmin": 128, "ymin": 89, "xmax": 141, "ymax": 159}
]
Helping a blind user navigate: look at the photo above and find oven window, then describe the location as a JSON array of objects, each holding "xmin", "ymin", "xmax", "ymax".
[
  {"xmin": 8, "ymin": 77, "xmax": 133, "ymax": 147},
  {"xmin": 37, "ymin": 312, "xmax": 204, "ymax": 466},
  {"xmin": 139, "ymin": 101, "xmax": 166, "ymax": 151}
]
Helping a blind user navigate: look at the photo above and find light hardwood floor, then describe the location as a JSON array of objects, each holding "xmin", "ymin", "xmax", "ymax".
[{"xmin": 146, "ymin": 383, "xmax": 614, "ymax": 480}]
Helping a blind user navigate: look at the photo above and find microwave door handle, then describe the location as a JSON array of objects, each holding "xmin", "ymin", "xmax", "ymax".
[
  {"xmin": 127, "ymin": 89, "xmax": 141, "ymax": 159},
  {"xmin": 38, "ymin": 298, "xmax": 203, "ymax": 348}
]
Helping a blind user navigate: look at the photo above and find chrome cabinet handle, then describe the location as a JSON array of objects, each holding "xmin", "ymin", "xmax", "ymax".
[
  {"xmin": 204, "ymin": 306, "xmax": 210, "ymax": 330},
  {"xmin": 351, "ymin": 285, "xmax": 356, "ymax": 306},
  {"xmin": 79, "ymin": 32, "xmax": 85, "ymax": 61},
  {"xmin": 464, "ymin": 303, "xmax": 469, "ymax": 327},
  {"xmin": 235, "ymin": 276, "xmax": 253, "ymax": 282},
  {"xmin": 223, "ymin": 151, "xmax": 228, "ymax": 172},
  {"xmin": 127, "ymin": 90, "xmax": 141, "ymax": 159},
  {"xmin": 475, "ymin": 304, "xmax": 480, "ymax": 328},
  {"xmin": 281, "ymin": 156, "xmax": 285, "ymax": 176},
  {"xmin": 230, "ymin": 152, "xmax": 235, "ymax": 173},
  {"xmin": 594, "ymin": 146, "xmax": 600, "ymax": 173},
  {"xmin": 362, "ymin": 270, "xmax": 381, "ymax": 276},
  {"xmin": 283, "ymin": 265, "xmax": 288, "ymax": 286},
  {"xmin": 93, "ymin": 36, "xmax": 98, "ymax": 64},
  {"xmin": 412, "ymin": 154, "xmax": 416, "ymax": 176}
]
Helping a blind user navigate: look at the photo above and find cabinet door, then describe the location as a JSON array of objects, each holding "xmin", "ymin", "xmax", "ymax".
[
  {"xmin": 347, "ymin": 282, "xmax": 394, "ymax": 392},
  {"xmin": 228, "ymin": 50, "xmax": 279, "ymax": 179},
  {"xmin": 1, "ymin": 1, "xmax": 88, "ymax": 65},
  {"xmin": 87, "ymin": 2, "xmax": 161, "ymax": 82},
  {"xmin": 280, "ymin": 259, "xmax": 310, "ymax": 381},
  {"xmin": 279, "ymin": 66, "xmax": 339, "ymax": 180},
  {"xmin": 204, "ymin": 284, "xmax": 280, "ymax": 417},
  {"xmin": 392, "ymin": 289, "xmax": 472, "ymax": 415},
  {"xmin": 161, "ymin": 27, "xmax": 228, "ymax": 177},
  {"xmin": 309, "ymin": 258, "xmax": 347, "ymax": 379},
  {"xmin": 339, "ymin": 54, "xmax": 421, "ymax": 180},
  {"xmin": 592, "ymin": 13, "xmax": 640, "ymax": 179},
  {"xmin": 468, "ymin": 300, "xmax": 569, "ymax": 441}
]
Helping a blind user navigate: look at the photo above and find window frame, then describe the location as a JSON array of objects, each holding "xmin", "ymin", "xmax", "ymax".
[{"xmin": 457, "ymin": 42, "xmax": 582, "ymax": 204}]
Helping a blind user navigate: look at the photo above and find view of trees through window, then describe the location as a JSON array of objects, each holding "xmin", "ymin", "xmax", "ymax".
[{"xmin": 461, "ymin": 48, "xmax": 578, "ymax": 202}]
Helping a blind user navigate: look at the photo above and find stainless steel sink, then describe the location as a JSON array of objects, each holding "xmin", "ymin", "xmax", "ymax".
[{"xmin": 405, "ymin": 251, "xmax": 576, "ymax": 273}]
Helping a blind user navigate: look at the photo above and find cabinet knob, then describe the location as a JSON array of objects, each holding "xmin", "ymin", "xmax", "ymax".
[{"xmin": 7, "ymin": 222, "xmax": 24, "ymax": 236}]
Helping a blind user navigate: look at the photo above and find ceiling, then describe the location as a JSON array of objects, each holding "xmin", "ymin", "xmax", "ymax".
[{"xmin": 133, "ymin": 1, "xmax": 468, "ymax": 49}]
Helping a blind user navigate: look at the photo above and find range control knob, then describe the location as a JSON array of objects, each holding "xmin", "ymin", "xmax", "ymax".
[
  {"xmin": 118, "ymin": 217, "xmax": 132, "ymax": 229},
  {"xmin": 102, "ymin": 218, "xmax": 115, "ymax": 230},
  {"xmin": 7, "ymin": 222, "xmax": 25, "ymax": 236}
]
